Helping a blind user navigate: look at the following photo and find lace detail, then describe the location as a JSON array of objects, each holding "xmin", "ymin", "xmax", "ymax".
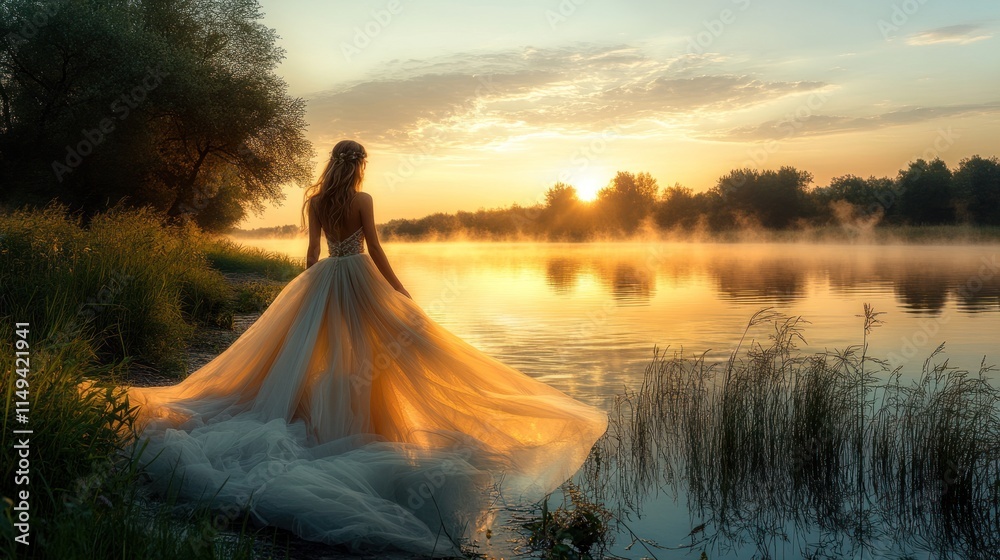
[{"xmin": 327, "ymin": 227, "xmax": 365, "ymax": 257}]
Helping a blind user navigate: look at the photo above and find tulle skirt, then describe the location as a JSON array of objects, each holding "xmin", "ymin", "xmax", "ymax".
[{"xmin": 124, "ymin": 253, "xmax": 608, "ymax": 555}]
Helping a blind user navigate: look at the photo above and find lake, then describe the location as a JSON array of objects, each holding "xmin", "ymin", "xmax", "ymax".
[{"xmin": 234, "ymin": 237, "xmax": 1000, "ymax": 558}]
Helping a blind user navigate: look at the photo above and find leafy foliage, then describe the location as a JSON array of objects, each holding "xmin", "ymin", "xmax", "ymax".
[
  {"xmin": 0, "ymin": 0, "xmax": 313, "ymax": 231},
  {"xmin": 522, "ymin": 483, "xmax": 613, "ymax": 560}
]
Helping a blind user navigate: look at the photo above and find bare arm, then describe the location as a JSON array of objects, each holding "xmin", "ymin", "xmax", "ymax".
[
  {"xmin": 357, "ymin": 192, "xmax": 411, "ymax": 299},
  {"xmin": 305, "ymin": 199, "xmax": 322, "ymax": 269}
]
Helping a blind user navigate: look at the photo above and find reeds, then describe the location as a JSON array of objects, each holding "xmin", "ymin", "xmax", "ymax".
[{"xmin": 580, "ymin": 307, "xmax": 1000, "ymax": 559}]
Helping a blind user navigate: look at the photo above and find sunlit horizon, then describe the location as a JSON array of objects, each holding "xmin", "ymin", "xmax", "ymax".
[{"xmin": 242, "ymin": 0, "xmax": 1000, "ymax": 229}]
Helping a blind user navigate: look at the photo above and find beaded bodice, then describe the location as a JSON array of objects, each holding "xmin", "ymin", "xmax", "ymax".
[{"xmin": 327, "ymin": 227, "xmax": 365, "ymax": 257}]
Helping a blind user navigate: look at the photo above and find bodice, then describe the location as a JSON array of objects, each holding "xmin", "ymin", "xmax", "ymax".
[{"xmin": 327, "ymin": 227, "xmax": 365, "ymax": 257}]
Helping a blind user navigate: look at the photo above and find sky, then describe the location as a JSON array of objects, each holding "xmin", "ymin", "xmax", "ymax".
[{"xmin": 243, "ymin": 0, "xmax": 1000, "ymax": 228}]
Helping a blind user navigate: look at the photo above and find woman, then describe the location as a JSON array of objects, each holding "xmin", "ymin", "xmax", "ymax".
[{"xmin": 125, "ymin": 140, "xmax": 608, "ymax": 555}]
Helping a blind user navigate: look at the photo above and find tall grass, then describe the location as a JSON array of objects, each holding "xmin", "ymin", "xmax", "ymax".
[
  {"xmin": 581, "ymin": 308, "xmax": 1000, "ymax": 559},
  {"xmin": 0, "ymin": 206, "xmax": 301, "ymax": 558},
  {"xmin": 0, "ymin": 335, "xmax": 280, "ymax": 558},
  {"xmin": 0, "ymin": 206, "xmax": 301, "ymax": 375},
  {"xmin": 0, "ymin": 206, "xmax": 235, "ymax": 373},
  {"xmin": 200, "ymin": 237, "xmax": 303, "ymax": 281}
]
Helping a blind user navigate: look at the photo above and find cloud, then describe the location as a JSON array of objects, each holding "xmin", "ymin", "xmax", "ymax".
[
  {"xmin": 906, "ymin": 24, "xmax": 993, "ymax": 46},
  {"xmin": 305, "ymin": 45, "xmax": 827, "ymax": 151},
  {"xmin": 704, "ymin": 103, "xmax": 1000, "ymax": 142}
]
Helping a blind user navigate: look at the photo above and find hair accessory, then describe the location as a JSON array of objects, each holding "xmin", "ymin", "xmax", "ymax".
[{"xmin": 334, "ymin": 150, "xmax": 366, "ymax": 164}]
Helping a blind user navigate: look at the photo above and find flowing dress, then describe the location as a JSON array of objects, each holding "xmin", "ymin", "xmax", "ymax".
[{"xmin": 124, "ymin": 228, "xmax": 608, "ymax": 555}]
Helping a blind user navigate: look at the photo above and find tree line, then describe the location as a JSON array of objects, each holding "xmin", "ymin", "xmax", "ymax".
[{"xmin": 379, "ymin": 156, "xmax": 1000, "ymax": 240}]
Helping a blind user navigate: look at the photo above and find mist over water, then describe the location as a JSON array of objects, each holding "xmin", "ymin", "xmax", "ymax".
[{"xmin": 234, "ymin": 237, "xmax": 1000, "ymax": 400}]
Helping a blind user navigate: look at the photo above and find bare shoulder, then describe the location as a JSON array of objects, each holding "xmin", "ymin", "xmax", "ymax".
[
  {"xmin": 353, "ymin": 191, "xmax": 374, "ymax": 206},
  {"xmin": 353, "ymin": 191, "xmax": 374, "ymax": 218}
]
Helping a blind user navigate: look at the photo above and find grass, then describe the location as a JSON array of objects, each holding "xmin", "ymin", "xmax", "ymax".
[
  {"xmin": 0, "ymin": 206, "xmax": 302, "ymax": 558},
  {"xmin": 0, "ymin": 335, "xmax": 286, "ymax": 559},
  {"xmin": 201, "ymin": 237, "xmax": 302, "ymax": 281},
  {"xmin": 0, "ymin": 205, "xmax": 302, "ymax": 375},
  {"xmin": 577, "ymin": 307, "xmax": 1000, "ymax": 559}
]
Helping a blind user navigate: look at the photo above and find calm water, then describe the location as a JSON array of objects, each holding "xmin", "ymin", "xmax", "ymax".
[
  {"xmin": 239, "ymin": 238, "xmax": 1000, "ymax": 397},
  {"xmin": 236, "ymin": 237, "xmax": 1000, "ymax": 558}
]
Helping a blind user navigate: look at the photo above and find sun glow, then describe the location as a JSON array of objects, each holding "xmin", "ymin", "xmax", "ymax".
[{"xmin": 576, "ymin": 175, "xmax": 603, "ymax": 202}]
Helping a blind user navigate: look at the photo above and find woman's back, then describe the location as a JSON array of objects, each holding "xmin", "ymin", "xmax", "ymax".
[{"xmin": 312, "ymin": 193, "xmax": 363, "ymax": 243}]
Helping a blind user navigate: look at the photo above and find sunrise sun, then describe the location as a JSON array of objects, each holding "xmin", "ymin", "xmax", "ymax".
[{"xmin": 576, "ymin": 174, "xmax": 604, "ymax": 202}]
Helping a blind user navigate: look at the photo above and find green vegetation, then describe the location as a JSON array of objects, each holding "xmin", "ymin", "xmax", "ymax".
[
  {"xmin": 379, "ymin": 156, "xmax": 1000, "ymax": 240},
  {"xmin": 577, "ymin": 307, "xmax": 1000, "ymax": 559},
  {"xmin": 0, "ymin": 207, "xmax": 301, "ymax": 558},
  {"xmin": 202, "ymin": 237, "xmax": 302, "ymax": 281},
  {"xmin": 0, "ymin": 0, "xmax": 313, "ymax": 231},
  {"xmin": 227, "ymin": 224, "xmax": 302, "ymax": 239},
  {"xmin": 0, "ymin": 340, "xmax": 282, "ymax": 559},
  {"xmin": 521, "ymin": 483, "xmax": 613, "ymax": 560},
  {"xmin": 0, "ymin": 206, "xmax": 301, "ymax": 374}
]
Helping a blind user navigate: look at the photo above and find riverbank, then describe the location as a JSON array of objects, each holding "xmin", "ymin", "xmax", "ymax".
[{"xmin": 0, "ymin": 207, "xmax": 303, "ymax": 559}]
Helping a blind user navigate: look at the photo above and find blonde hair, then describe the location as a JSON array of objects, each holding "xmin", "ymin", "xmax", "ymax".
[{"xmin": 302, "ymin": 140, "xmax": 367, "ymax": 235}]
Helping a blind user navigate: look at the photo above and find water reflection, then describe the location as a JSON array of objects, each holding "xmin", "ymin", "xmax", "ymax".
[
  {"xmin": 607, "ymin": 262, "xmax": 655, "ymax": 304},
  {"xmin": 544, "ymin": 258, "xmax": 581, "ymax": 294},
  {"xmin": 231, "ymin": 238, "xmax": 1000, "ymax": 315},
  {"xmin": 534, "ymin": 244, "xmax": 1000, "ymax": 313},
  {"xmin": 709, "ymin": 256, "xmax": 806, "ymax": 304},
  {"xmin": 893, "ymin": 273, "xmax": 951, "ymax": 313}
]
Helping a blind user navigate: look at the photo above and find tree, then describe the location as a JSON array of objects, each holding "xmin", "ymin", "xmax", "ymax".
[
  {"xmin": 0, "ymin": 0, "xmax": 313, "ymax": 231},
  {"xmin": 896, "ymin": 159, "xmax": 954, "ymax": 225},
  {"xmin": 814, "ymin": 175, "xmax": 899, "ymax": 223},
  {"xmin": 713, "ymin": 166, "xmax": 813, "ymax": 228},
  {"xmin": 541, "ymin": 182, "xmax": 591, "ymax": 239},
  {"xmin": 654, "ymin": 184, "xmax": 701, "ymax": 229},
  {"xmin": 953, "ymin": 155, "xmax": 1000, "ymax": 225},
  {"xmin": 595, "ymin": 171, "xmax": 658, "ymax": 234},
  {"xmin": 544, "ymin": 182, "xmax": 579, "ymax": 212}
]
